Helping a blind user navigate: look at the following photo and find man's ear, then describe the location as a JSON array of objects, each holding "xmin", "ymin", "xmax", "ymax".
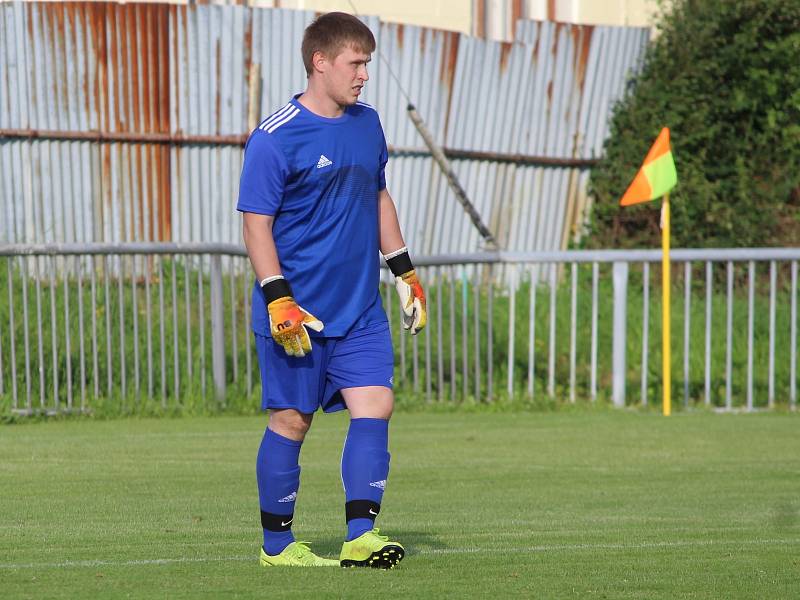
[{"xmin": 311, "ymin": 50, "xmax": 327, "ymax": 74}]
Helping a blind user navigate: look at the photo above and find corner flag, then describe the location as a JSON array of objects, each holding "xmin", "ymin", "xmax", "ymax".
[
  {"xmin": 619, "ymin": 127, "xmax": 678, "ymax": 417},
  {"xmin": 619, "ymin": 127, "xmax": 677, "ymax": 206}
]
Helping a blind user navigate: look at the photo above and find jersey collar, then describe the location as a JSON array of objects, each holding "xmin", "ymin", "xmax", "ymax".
[{"xmin": 291, "ymin": 94, "xmax": 353, "ymax": 125}]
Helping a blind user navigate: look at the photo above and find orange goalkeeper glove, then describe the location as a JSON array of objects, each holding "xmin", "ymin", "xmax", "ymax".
[
  {"xmin": 262, "ymin": 276, "xmax": 324, "ymax": 357},
  {"xmin": 384, "ymin": 247, "xmax": 427, "ymax": 335}
]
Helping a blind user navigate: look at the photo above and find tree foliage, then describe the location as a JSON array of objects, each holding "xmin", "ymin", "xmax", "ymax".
[{"xmin": 587, "ymin": 0, "xmax": 800, "ymax": 248}]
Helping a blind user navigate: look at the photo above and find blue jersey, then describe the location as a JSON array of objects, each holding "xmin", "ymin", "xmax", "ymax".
[{"xmin": 237, "ymin": 95, "xmax": 389, "ymax": 337}]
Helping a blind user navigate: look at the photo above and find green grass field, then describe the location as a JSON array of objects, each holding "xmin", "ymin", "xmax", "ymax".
[{"xmin": 2, "ymin": 410, "xmax": 799, "ymax": 598}]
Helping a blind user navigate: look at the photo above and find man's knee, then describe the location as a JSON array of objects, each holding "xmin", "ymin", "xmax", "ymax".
[
  {"xmin": 371, "ymin": 397, "xmax": 393, "ymax": 420},
  {"xmin": 342, "ymin": 386, "xmax": 394, "ymax": 420},
  {"xmin": 355, "ymin": 399, "xmax": 393, "ymax": 420},
  {"xmin": 268, "ymin": 409, "xmax": 313, "ymax": 441}
]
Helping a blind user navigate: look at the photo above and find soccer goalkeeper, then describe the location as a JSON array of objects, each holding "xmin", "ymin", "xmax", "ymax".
[{"xmin": 236, "ymin": 12, "xmax": 426, "ymax": 569}]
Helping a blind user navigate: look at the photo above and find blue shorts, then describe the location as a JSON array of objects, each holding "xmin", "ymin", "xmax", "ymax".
[{"xmin": 255, "ymin": 321, "xmax": 394, "ymax": 414}]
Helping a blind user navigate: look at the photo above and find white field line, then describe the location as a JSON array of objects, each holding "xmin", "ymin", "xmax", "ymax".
[
  {"xmin": 0, "ymin": 556, "xmax": 254, "ymax": 570},
  {"xmin": 1, "ymin": 538, "xmax": 798, "ymax": 570},
  {"xmin": 425, "ymin": 538, "xmax": 800, "ymax": 554}
]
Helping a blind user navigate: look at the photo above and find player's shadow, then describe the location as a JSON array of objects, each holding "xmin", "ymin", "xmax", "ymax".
[{"xmin": 314, "ymin": 529, "xmax": 449, "ymax": 557}]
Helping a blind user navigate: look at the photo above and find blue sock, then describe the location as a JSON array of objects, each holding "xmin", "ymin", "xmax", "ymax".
[
  {"xmin": 257, "ymin": 428, "xmax": 301, "ymax": 555},
  {"xmin": 341, "ymin": 418, "xmax": 390, "ymax": 541}
]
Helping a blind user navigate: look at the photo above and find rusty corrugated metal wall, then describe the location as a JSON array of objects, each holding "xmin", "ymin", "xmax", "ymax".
[
  {"xmin": 1, "ymin": 2, "xmax": 174, "ymax": 245},
  {"xmin": 0, "ymin": 1, "xmax": 649, "ymax": 255}
]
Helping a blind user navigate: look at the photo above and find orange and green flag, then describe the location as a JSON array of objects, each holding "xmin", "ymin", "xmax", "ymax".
[{"xmin": 619, "ymin": 127, "xmax": 678, "ymax": 206}]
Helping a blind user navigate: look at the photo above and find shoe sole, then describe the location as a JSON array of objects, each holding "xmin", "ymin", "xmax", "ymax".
[{"xmin": 340, "ymin": 545, "xmax": 404, "ymax": 569}]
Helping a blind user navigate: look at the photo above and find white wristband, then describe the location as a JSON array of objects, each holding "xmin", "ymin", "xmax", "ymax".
[
  {"xmin": 260, "ymin": 275, "xmax": 285, "ymax": 287},
  {"xmin": 382, "ymin": 246, "xmax": 408, "ymax": 261}
]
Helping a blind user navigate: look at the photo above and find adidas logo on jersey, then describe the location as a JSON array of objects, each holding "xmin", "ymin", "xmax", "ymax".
[
  {"xmin": 316, "ymin": 154, "xmax": 333, "ymax": 169},
  {"xmin": 277, "ymin": 491, "xmax": 297, "ymax": 503},
  {"xmin": 369, "ymin": 480, "xmax": 386, "ymax": 490}
]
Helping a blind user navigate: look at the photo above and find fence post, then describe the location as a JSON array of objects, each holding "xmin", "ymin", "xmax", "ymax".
[
  {"xmin": 210, "ymin": 255, "xmax": 226, "ymax": 404},
  {"xmin": 612, "ymin": 261, "xmax": 629, "ymax": 407}
]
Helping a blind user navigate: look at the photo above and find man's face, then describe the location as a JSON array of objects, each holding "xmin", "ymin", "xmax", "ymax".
[{"xmin": 318, "ymin": 45, "xmax": 371, "ymax": 107}]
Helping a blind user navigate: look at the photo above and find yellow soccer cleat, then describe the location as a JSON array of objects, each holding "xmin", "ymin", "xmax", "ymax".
[
  {"xmin": 339, "ymin": 528, "xmax": 405, "ymax": 569},
  {"xmin": 259, "ymin": 541, "xmax": 339, "ymax": 567}
]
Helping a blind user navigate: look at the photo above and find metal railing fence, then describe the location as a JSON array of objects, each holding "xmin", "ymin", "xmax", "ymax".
[
  {"xmin": 0, "ymin": 243, "xmax": 798, "ymax": 414},
  {"xmin": 0, "ymin": 243, "xmax": 252, "ymax": 415}
]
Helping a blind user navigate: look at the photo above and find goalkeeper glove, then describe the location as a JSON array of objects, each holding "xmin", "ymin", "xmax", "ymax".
[
  {"xmin": 261, "ymin": 276, "xmax": 324, "ymax": 357},
  {"xmin": 384, "ymin": 247, "xmax": 427, "ymax": 335}
]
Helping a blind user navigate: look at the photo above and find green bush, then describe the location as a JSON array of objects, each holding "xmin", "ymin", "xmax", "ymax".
[{"xmin": 588, "ymin": 0, "xmax": 800, "ymax": 249}]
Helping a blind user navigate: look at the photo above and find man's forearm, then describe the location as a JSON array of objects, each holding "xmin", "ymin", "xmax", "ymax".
[
  {"xmin": 378, "ymin": 189, "xmax": 406, "ymax": 255},
  {"xmin": 242, "ymin": 213, "xmax": 282, "ymax": 283}
]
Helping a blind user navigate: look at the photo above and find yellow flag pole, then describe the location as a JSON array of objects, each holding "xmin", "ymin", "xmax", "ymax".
[{"xmin": 661, "ymin": 193, "xmax": 671, "ymax": 416}]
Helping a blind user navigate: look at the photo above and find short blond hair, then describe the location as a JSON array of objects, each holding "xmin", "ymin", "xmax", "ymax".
[{"xmin": 301, "ymin": 12, "xmax": 376, "ymax": 76}]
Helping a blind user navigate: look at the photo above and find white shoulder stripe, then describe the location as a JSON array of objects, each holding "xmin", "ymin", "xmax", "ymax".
[
  {"xmin": 266, "ymin": 103, "xmax": 294, "ymax": 124},
  {"xmin": 356, "ymin": 101, "xmax": 375, "ymax": 111},
  {"xmin": 259, "ymin": 103, "xmax": 292, "ymax": 130},
  {"xmin": 266, "ymin": 107, "xmax": 300, "ymax": 133},
  {"xmin": 259, "ymin": 103, "xmax": 293, "ymax": 130}
]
